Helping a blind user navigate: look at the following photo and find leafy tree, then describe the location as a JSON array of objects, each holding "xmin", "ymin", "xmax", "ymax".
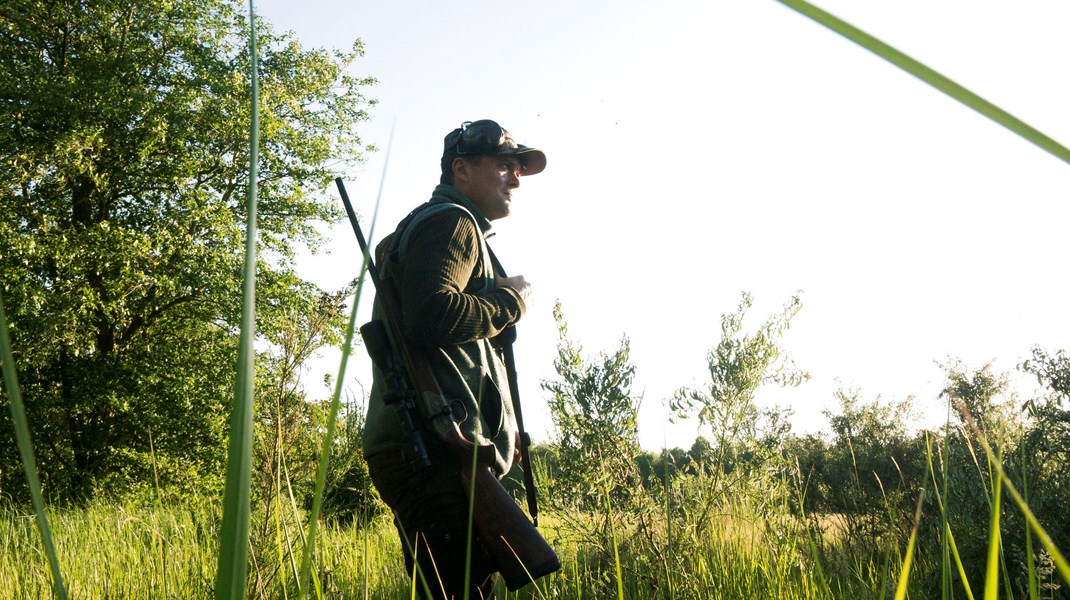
[
  {"xmin": 1016, "ymin": 348, "xmax": 1070, "ymax": 596},
  {"xmin": 821, "ymin": 387, "xmax": 920, "ymax": 543},
  {"xmin": 1020, "ymin": 348, "xmax": 1070, "ymax": 463},
  {"xmin": 782, "ymin": 432, "xmax": 830, "ymax": 511},
  {"xmin": 687, "ymin": 436, "xmax": 714, "ymax": 475},
  {"xmin": 0, "ymin": 0, "xmax": 376, "ymax": 503},
  {"xmin": 669, "ymin": 292, "xmax": 807, "ymax": 495},
  {"xmin": 541, "ymin": 301, "xmax": 642, "ymax": 512},
  {"xmin": 633, "ymin": 447, "xmax": 691, "ymax": 492},
  {"xmin": 541, "ymin": 301, "xmax": 664, "ymax": 594},
  {"xmin": 254, "ymin": 283, "xmax": 352, "ymax": 506},
  {"xmin": 923, "ymin": 361, "xmax": 1030, "ymax": 596},
  {"xmin": 942, "ymin": 359, "xmax": 1015, "ymax": 440}
]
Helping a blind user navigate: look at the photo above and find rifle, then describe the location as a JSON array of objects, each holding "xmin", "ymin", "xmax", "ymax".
[{"xmin": 336, "ymin": 178, "xmax": 560, "ymax": 590}]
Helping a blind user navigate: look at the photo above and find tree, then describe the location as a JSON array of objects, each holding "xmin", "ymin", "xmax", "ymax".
[
  {"xmin": 541, "ymin": 301, "xmax": 643, "ymax": 512},
  {"xmin": 540, "ymin": 301, "xmax": 658, "ymax": 594},
  {"xmin": 687, "ymin": 436, "xmax": 715, "ymax": 475},
  {"xmin": 669, "ymin": 292, "xmax": 807, "ymax": 491},
  {"xmin": 254, "ymin": 283, "xmax": 351, "ymax": 506},
  {"xmin": 0, "ymin": 0, "xmax": 376, "ymax": 503},
  {"xmin": 941, "ymin": 359, "xmax": 1014, "ymax": 440},
  {"xmin": 1015, "ymin": 348, "xmax": 1070, "ymax": 594},
  {"xmin": 821, "ymin": 387, "xmax": 920, "ymax": 543}
]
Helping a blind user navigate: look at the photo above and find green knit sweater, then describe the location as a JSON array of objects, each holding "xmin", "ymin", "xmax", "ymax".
[{"xmin": 362, "ymin": 184, "xmax": 526, "ymax": 477}]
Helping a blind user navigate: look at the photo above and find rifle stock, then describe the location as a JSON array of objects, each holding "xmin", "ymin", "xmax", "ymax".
[
  {"xmin": 336, "ymin": 178, "xmax": 559, "ymax": 590},
  {"xmin": 460, "ymin": 459, "xmax": 561, "ymax": 588}
]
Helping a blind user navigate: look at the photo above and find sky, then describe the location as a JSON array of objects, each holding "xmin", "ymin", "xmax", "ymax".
[{"xmin": 256, "ymin": 0, "xmax": 1070, "ymax": 451}]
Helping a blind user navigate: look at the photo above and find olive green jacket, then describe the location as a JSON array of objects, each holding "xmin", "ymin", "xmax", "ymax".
[{"xmin": 362, "ymin": 184, "xmax": 526, "ymax": 477}]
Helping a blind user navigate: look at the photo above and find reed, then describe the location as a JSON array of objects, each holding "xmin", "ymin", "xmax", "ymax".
[
  {"xmin": 0, "ymin": 297, "xmax": 68, "ymax": 600},
  {"xmin": 214, "ymin": 1, "xmax": 260, "ymax": 598}
]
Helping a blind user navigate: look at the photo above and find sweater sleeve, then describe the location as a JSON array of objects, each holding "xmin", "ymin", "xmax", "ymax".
[{"xmin": 397, "ymin": 209, "xmax": 525, "ymax": 347}]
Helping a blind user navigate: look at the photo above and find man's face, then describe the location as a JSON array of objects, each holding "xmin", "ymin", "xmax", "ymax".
[{"xmin": 454, "ymin": 155, "xmax": 522, "ymax": 221}]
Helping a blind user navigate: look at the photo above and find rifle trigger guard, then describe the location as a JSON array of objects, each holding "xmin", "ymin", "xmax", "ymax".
[{"xmin": 449, "ymin": 400, "xmax": 468, "ymax": 423}]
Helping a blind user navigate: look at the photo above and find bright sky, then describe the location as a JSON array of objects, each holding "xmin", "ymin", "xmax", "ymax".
[{"xmin": 258, "ymin": 0, "xmax": 1070, "ymax": 451}]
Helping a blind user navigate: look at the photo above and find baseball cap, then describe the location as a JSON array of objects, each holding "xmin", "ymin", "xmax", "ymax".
[{"xmin": 442, "ymin": 120, "xmax": 547, "ymax": 176}]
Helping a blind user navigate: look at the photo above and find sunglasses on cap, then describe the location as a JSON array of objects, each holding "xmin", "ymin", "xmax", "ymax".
[{"xmin": 450, "ymin": 120, "xmax": 509, "ymax": 156}]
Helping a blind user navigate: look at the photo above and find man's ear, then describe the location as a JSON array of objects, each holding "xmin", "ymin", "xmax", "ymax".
[{"xmin": 451, "ymin": 157, "xmax": 470, "ymax": 185}]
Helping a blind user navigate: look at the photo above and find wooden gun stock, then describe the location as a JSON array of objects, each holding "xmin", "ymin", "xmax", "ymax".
[
  {"xmin": 336, "ymin": 178, "xmax": 559, "ymax": 590},
  {"xmin": 459, "ymin": 456, "xmax": 561, "ymax": 589}
]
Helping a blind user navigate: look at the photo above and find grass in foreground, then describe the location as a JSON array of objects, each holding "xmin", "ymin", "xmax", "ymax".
[{"xmin": 0, "ymin": 499, "xmax": 908, "ymax": 600}]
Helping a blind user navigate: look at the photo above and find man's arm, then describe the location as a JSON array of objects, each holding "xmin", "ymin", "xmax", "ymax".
[
  {"xmin": 398, "ymin": 210, "xmax": 524, "ymax": 346},
  {"xmin": 496, "ymin": 274, "xmax": 532, "ymax": 303}
]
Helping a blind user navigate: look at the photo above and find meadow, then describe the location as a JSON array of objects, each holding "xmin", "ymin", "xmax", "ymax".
[
  {"xmin": 3, "ymin": 0, "xmax": 1070, "ymax": 598},
  {"xmin": 2, "ymin": 411, "xmax": 1069, "ymax": 600},
  {"xmin": 0, "ymin": 485, "xmax": 948, "ymax": 598}
]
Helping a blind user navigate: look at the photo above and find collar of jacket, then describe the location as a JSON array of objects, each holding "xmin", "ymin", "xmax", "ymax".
[{"xmin": 431, "ymin": 184, "xmax": 496, "ymax": 239}]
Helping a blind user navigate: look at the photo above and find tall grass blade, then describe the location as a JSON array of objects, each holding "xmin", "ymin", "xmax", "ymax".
[
  {"xmin": 603, "ymin": 494, "xmax": 624, "ymax": 600},
  {"xmin": 463, "ymin": 438, "xmax": 478, "ymax": 600},
  {"xmin": 0, "ymin": 296, "xmax": 69, "ymax": 600},
  {"xmin": 215, "ymin": 1, "xmax": 259, "ymax": 597},
  {"xmin": 298, "ymin": 123, "xmax": 395, "ymax": 594},
  {"xmin": 941, "ymin": 400, "xmax": 953, "ymax": 600},
  {"xmin": 890, "ymin": 483, "xmax": 924, "ymax": 598},
  {"xmin": 926, "ymin": 434, "xmax": 975, "ymax": 600},
  {"xmin": 664, "ymin": 444, "xmax": 675, "ymax": 598},
  {"xmin": 774, "ymin": 0, "xmax": 1070, "ymax": 166},
  {"xmin": 1022, "ymin": 443, "xmax": 1037, "ymax": 600},
  {"xmin": 984, "ymin": 450, "xmax": 1002, "ymax": 600}
]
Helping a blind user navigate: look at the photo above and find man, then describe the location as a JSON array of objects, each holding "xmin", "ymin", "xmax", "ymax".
[{"xmin": 362, "ymin": 119, "xmax": 546, "ymax": 599}]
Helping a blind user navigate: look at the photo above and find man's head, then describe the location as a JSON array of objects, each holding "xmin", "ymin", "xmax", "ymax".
[
  {"xmin": 440, "ymin": 120, "xmax": 546, "ymax": 221},
  {"xmin": 440, "ymin": 120, "xmax": 546, "ymax": 184}
]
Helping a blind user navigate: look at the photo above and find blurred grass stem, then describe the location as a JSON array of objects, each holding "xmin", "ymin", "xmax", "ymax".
[
  {"xmin": 775, "ymin": 0, "xmax": 1070, "ymax": 166},
  {"xmin": 0, "ymin": 297, "xmax": 68, "ymax": 599},
  {"xmin": 215, "ymin": 1, "xmax": 259, "ymax": 597}
]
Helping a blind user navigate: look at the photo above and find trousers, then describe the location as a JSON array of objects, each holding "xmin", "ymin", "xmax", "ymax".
[{"xmin": 367, "ymin": 449, "xmax": 499, "ymax": 599}]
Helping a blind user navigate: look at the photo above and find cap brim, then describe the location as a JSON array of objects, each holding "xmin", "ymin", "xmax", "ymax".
[{"xmin": 507, "ymin": 146, "xmax": 546, "ymax": 176}]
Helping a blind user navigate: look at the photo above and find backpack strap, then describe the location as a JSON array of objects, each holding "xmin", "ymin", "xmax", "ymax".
[{"xmin": 384, "ymin": 200, "xmax": 494, "ymax": 294}]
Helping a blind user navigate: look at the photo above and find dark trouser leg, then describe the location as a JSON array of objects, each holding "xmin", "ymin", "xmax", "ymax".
[{"xmin": 368, "ymin": 451, "xmax": 499, "ymax": 600}]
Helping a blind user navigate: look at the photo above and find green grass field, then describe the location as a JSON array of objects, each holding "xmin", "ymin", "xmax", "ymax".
[
  {"xmin": 3, "ymin": 1, "xmax": 1070, "ymax": 599},
  {"xmin": 0, "ymin": 495, "xmax": 966, "ymax": 599}
]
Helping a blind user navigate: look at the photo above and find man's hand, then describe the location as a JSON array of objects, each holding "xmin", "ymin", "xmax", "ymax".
[{"xmin": 496, "ymin": 274, "xmax": 532, "ymax": 303}]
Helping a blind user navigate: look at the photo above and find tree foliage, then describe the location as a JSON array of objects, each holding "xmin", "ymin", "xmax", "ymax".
[
  {"xmin": 0, "ymin": 0, "xmax": 375, "ymax": 503},
  {"xmin": 790, "ymin": 357, "xmax": 1070, "ymax": 597},
  {"xmin": 669, "ymin": 292, "xmax": 807, "ymax": 490},
  {"xmin": 532, "ymin": 292, "xmax": 1070, "ymax": 597},
  {"xmin": 820, "ymin": 388, "xmax": 922, "ymax": 543},
  {"xmin": 542, "ymin": 301, "xmax": 642, "ymax": 512}
]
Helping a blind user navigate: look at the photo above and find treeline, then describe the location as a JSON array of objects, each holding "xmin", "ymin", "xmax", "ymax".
[{"xmin": 516, "ymin": 296, "xmax": 1070, "ymax": 597}]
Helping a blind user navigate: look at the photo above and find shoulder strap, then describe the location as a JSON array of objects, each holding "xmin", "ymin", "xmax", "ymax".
[{"xmin": 384, "ymin": 200, "xmax": 494, "ymax": 293}]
